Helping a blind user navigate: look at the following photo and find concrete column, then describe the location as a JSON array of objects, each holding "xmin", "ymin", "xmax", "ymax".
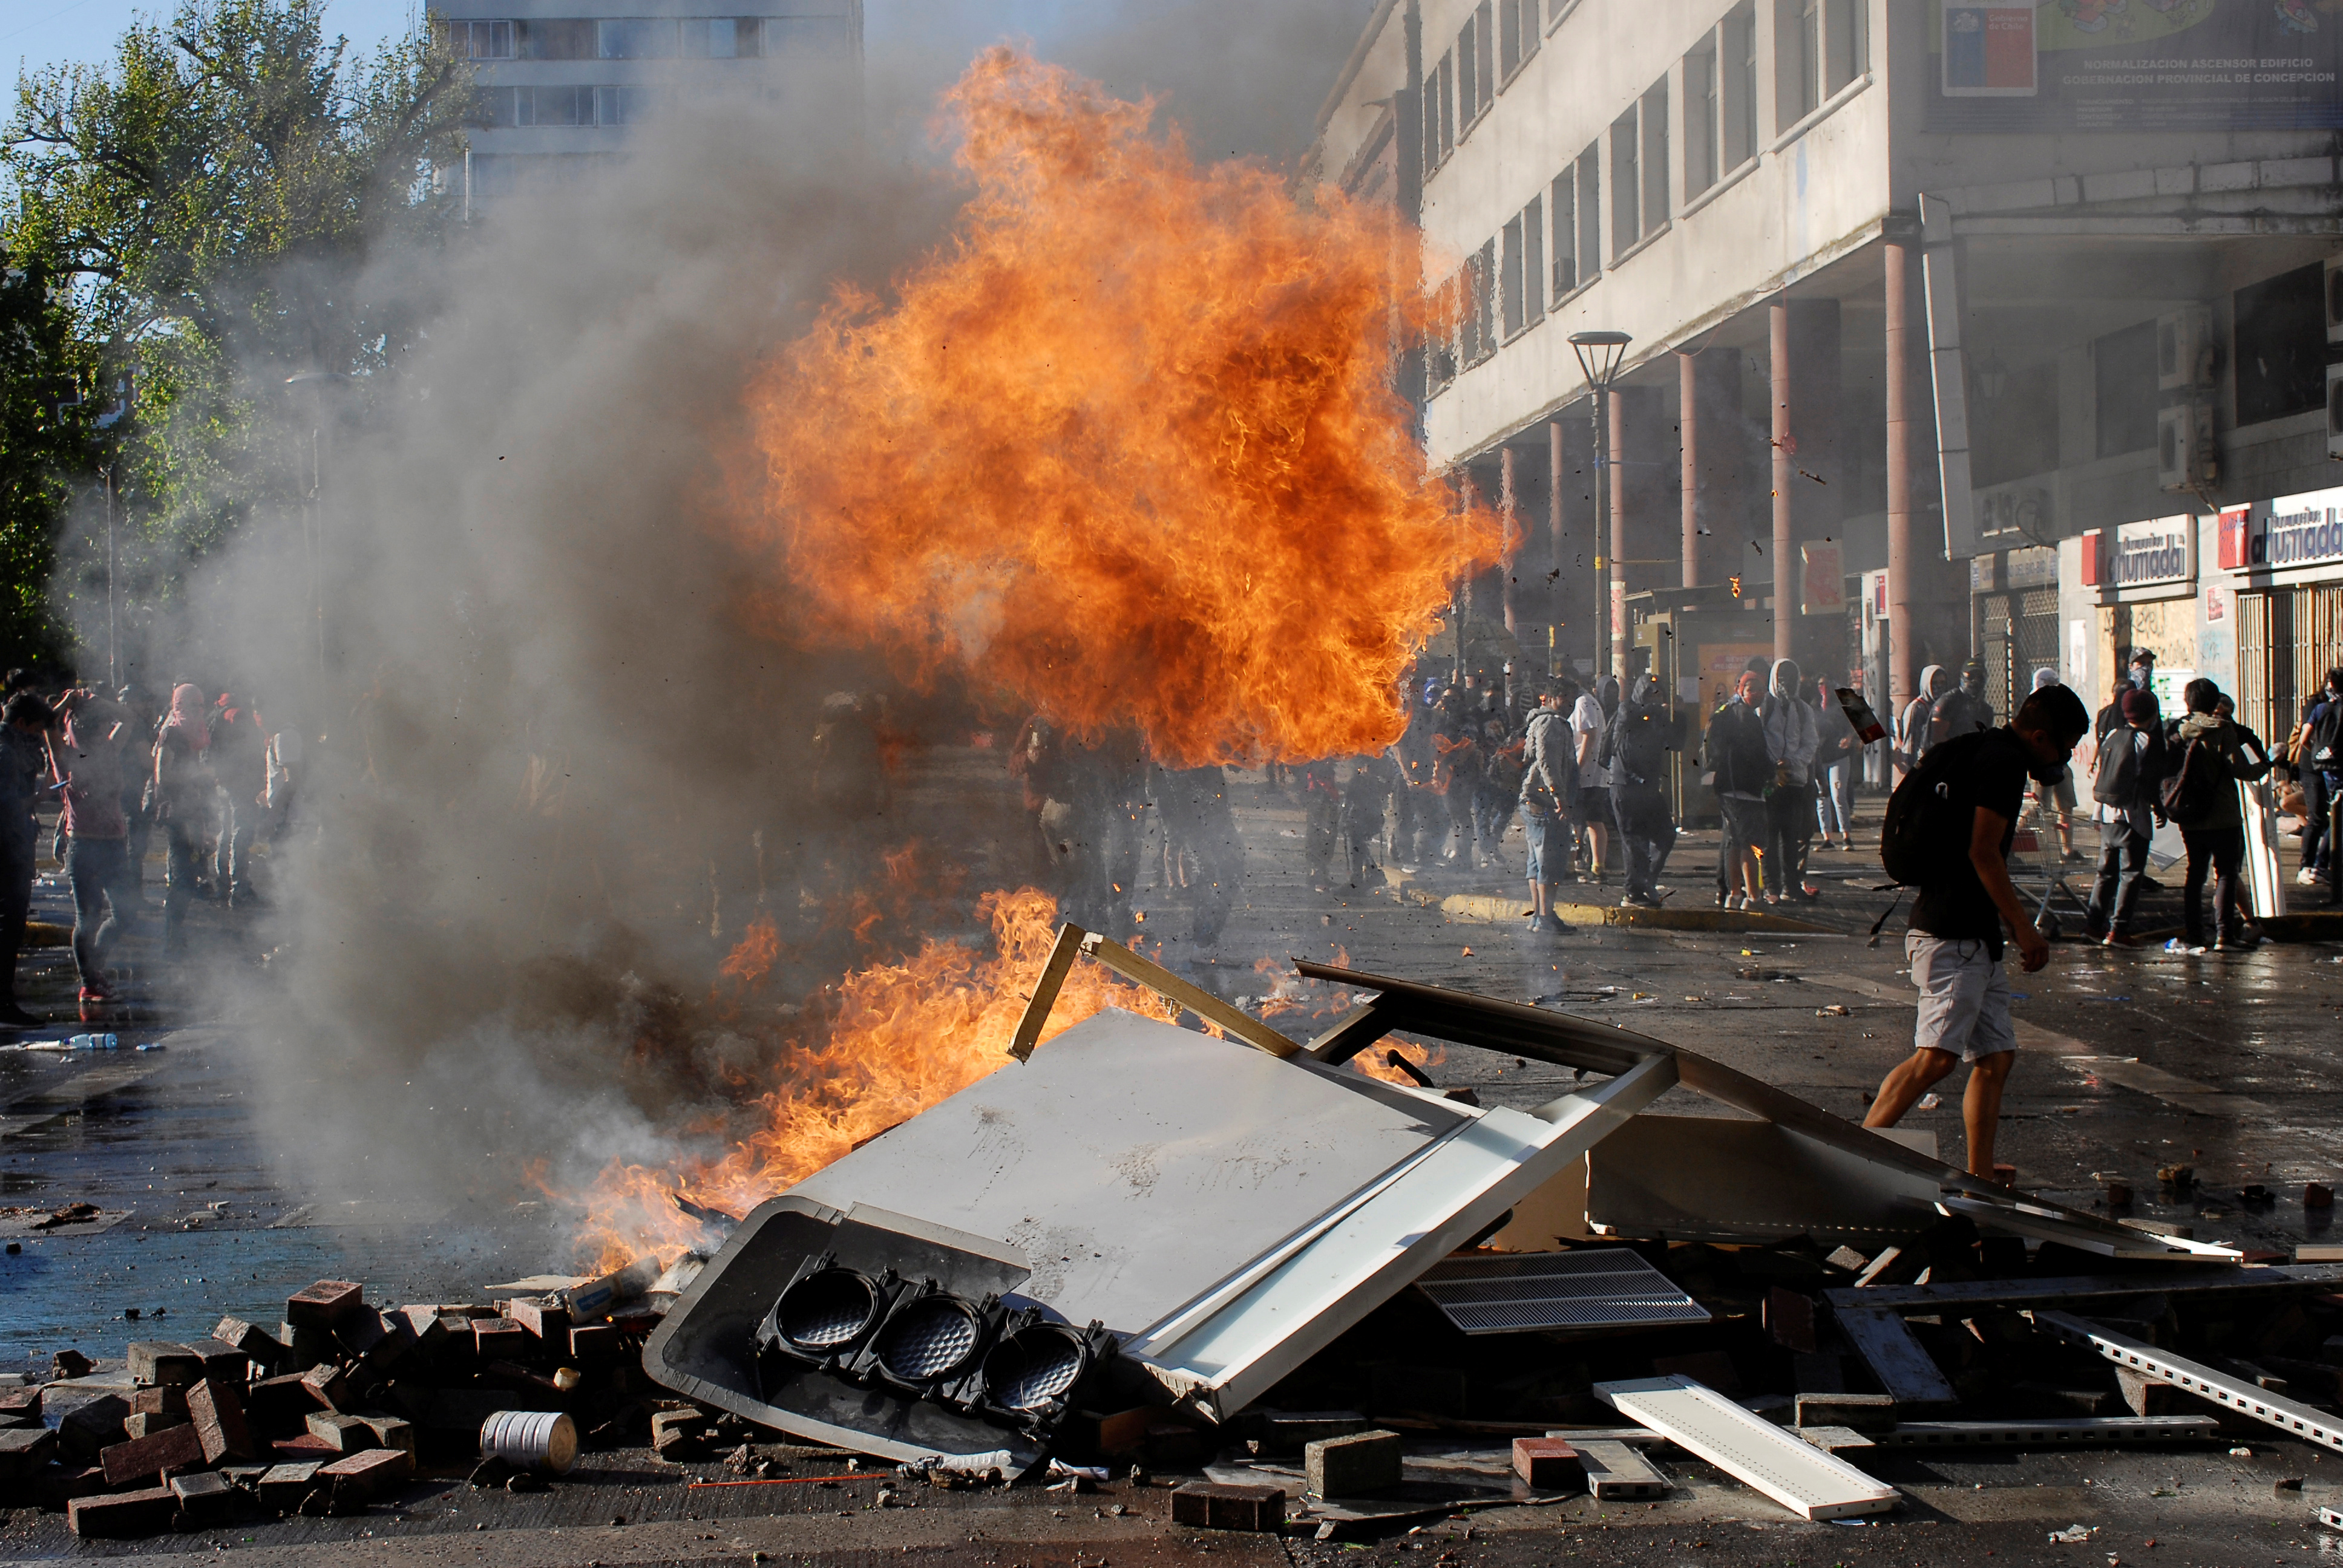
[
  {"xmin": 1769, "ymin": 301, "xmax": 1794, "ymax": 666},
  {"xmin": 1679, "ymin": 351, "xmax": 1702, "ymax": 590},
  {"xmin": 1884, "ymin": 236, "xmax": 1916, "ymax": 737},
  {"xmin": 1547, "ymin": 416, "xmax": 1570, "ymax": 675},
  {"xmin": 1769, "ymin": 296, "xmax": 1844, "ymax": 671},
  {"xmin": 1608, "ymin": 388, "xmax": 1629, "ymax": 679},
  {"xmin": 1499, "ymin": 443, "xmax": 1520, "ymax": 635}
]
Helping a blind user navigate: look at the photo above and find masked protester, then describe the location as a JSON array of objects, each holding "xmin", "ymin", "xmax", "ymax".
[
  {"xmin": 1702, "ymin": 669, "xmax": 1769, "ymax": 910},
  {"xmin": 1864, "ymin": 683, "xmax": 2091, "ymax": 1180},
  {"xmin": 2160, "ymin": 679, "xmax": 2273, "ymax": 954},
  {"xmin": 1899, "ymin": 664, "xmax": 1947, "ymax": 771},
  {"xmin": 1758, "ymin": 659, "xmax": 1820, "ymax": 903},
  {"xmin": 1606, "ymin": 673, "xmax": 1676, "ymax": 909},
  {"xmin": 1928, "ymin": 659, "xmax": 1997, "ymax": 751}
]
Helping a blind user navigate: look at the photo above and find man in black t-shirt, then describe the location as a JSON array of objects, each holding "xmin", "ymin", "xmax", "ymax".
[{"xmin": 1863, "ymin": 683, "xmax": 2090, "ymax": 1180}]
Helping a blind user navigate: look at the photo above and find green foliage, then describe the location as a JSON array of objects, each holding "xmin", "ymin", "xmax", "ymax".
[
  {"xmin": 2, "ymin": 0, "xmax": 470, "ymax": 620},
  {"xmin": 0, "ymin": 259, "xmax": 91, "ymax": 667}
]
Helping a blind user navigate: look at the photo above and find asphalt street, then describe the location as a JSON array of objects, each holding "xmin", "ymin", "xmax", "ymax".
[{"xmin": 2, "ymin": 759, "xmax": 2341, "ymax": 1563}]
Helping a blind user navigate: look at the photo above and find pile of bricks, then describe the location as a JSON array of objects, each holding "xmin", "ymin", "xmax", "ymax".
[{"xmin": 2, "ymin": 1276, "xmax": 669, "ymax": 1539}]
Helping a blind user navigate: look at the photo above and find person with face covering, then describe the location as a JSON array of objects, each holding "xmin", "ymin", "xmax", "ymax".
[
  {"xmin": 1606, "ymin": 673, "xmax": 1677, "ymax": 907},
  {"xmin": 1899, "ymin": 665, "xmax": 1947, "ymax": 773},
  {"xmin": 1929, "ymin": 660, "xmax": 1997, "ymax": 751},
  {"xmin": 1702, "ymin": 668, "xmax": 1769, "ymax": 909},
  {"xmin": 1759, "ymin": 658, "xmax": 1821, "ymax": 902},
  {"xmin": 151, "ymin": 682, "xmax": 214, "ymax": 955}
]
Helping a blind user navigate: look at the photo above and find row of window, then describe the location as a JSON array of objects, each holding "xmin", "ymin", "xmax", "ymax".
[
  {"xmin": 465, "ymin": 83, "xmax": 663, "ymax": 127},
  {"xmin": 1425, "ymin": 0, "xmax": 1869, "ymax": 395},
  {"xmin": 438, "ymin": 16, "xmax": 845, "ymax": 61}
]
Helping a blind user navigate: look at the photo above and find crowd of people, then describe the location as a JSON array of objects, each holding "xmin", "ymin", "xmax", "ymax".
[
  {"xmin": 1700, "ymin": 656, "xmax": 1880, "ymax": 912},
  {"xmin": 0, "ymin": 673, "xmax": 301, "ymax": 1025}
]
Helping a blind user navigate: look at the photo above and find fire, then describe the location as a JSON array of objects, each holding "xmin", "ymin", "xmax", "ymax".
[
  {"xmin": 1354, "ymin": 1040, "xmax": 1447, "ymax": 1087},
  {"xmin": 566, "ymin": 889, "xmax": 1184, "ymax": 1270},
  {"xmin": 743, "ymin": 48, "xmax": 1502, "ymax": 767}
]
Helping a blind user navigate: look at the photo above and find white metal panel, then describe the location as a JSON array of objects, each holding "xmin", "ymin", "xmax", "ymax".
[
  {"xmin": 1141, "ymin": 1054, "xmax": 1676, "ymax": 1417},
  {"xmin": 785, "ymin": 1009, "xmax": 1467, "ymax": 1339},
  {"xmin": 2035, "ymin": 1311, "xmax": 2343, "ymax": 1455},
  {"xmin": 1595, "ymin": 1375, "xmax": 1899, "ymax": 1522}
]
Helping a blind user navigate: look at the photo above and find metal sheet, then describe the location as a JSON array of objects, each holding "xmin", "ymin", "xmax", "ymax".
[
  {"xmin": 1141, "ymin": 1054, "xmax": 1677, "ymax": 1418},
  {"xmin": 1870, "ymin": 1416, "xmax": 2222, "ymax": 1448},
  {"xmin": 786, "ymin": 1008, "xmax": 1467, "ymax": 1341},
  {"xmin": 1938, "ymin": 1195, "xmax": 2242, "ymax": 1262},
  {"xmin": 1594, "ymin": 1376, "xmax": 1900, "ymax": 1522},
  {"xmin": 2034, "ymin": 1310, "xmax": 2343, "ymax": 1455},
  {"xmin": 1412, "ymin": 1249, "xmax": 1709, "ymax": 1336},
  {"xmin": 1585, "ymin": 1114, "xmax": 1948, "ymax": 1247},
  {"xmin": 1822, "ymin": 1264, "xmax": 2343, "ymax": 1315}
]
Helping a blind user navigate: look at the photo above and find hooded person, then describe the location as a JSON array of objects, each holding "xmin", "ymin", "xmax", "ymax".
[
  {"xmin": 1758, "ymin": 658, "xmax": 1821, "ymax": 901},
  {"xmin": 1702, "ymin": 665, "xmax": 1769, "ymax": 909},
  {"xmin": 2024, "ymin": 669, "xmax": 2079, "ymax": 860},
  {"xmin": 2086, "ymin": 685, "xmax": 2165, "ymax": 946},
  {"xmin": 1900, "ymin": 664, "xmax": 1947, "ymax": 771},
  {"xmin": 1605, "ymin": 672, "xmax": 1677, "ymax": 908},
  {"xmin": 1929, "ymin": 659, "xmax": 1997, "ymax": 750},
  {"xmin": 152, "ymin": 682, "xmax": 214, "ymax": 953},
  {"xmin": 2162, "ymin": 678, "xmax": 2273, "ymax": 953}
]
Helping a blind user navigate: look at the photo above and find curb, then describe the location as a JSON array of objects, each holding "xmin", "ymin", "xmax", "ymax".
[{"xmin": 1435, "ymin": 891, "xmax": 1837, "ymax": 934}]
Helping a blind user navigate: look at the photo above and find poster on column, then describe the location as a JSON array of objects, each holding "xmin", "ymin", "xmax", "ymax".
[{"xmin": 1929, "ymin": 0, "xmax": 2343, "ymax": 135}]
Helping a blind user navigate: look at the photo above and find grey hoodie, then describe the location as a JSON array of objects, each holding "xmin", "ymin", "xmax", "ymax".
[{"xmin": 1761, "ymin": 658, "xmax": 1820, "ymax": 784}]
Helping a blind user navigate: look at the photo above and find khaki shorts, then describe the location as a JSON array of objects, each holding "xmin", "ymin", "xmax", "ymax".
[{"xmin": 1906, "ymin": 933, "xmax": 2017, "ymax": 1063}]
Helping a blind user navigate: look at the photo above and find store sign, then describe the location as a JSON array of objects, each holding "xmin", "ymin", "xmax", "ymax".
[
  {"xmin": 2080, "ymin": 517, "xmax": 2194, "ymax": 592},
  {"xmin": 1867, "ymin": 569, "xmax": 1889, "ymax": 620},
  {"xmin": 1800, "ymin": 543, "xmax": 1844, "ymax": 615},
  {"xmin": 2259, "ymin": 488, "xmax": 2343, "ymax": 570}
]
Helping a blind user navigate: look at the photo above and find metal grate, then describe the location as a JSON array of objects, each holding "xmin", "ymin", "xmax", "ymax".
[{"xmin": 1413, "ymin": 1248, "xmax": 1710, "ymax": 1335}]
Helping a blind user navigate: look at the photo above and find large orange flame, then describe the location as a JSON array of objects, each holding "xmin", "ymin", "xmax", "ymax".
[
  {"xmin": 566, "ymin": 889, "xmax": 1185, "ymax": 1270},
  {"xmin": 744, "ymin": 48, "xmax": 1502, "ymax": 767}
]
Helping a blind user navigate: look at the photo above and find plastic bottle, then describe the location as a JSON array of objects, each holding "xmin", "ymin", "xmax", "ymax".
[{"xmin": 68, "ymin": 1033, "xmax": 119, "ymax": 1050}]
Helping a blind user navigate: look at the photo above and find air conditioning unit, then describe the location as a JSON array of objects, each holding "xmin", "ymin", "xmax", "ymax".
[
  {"xmin": 2158, "ymin": 401, "xmax": 2217, "ymax": 492},
  {"xmin": 2325, "ymin": 253, "xmax": 2343, "ymax": 346},
  {"xmin": 2156, "ymin": 304, "xmax": 2215, "ymax": 391},
  {"xmin": 2328, "ymin": 361, "xmax": 2343, "ymax": 460}
]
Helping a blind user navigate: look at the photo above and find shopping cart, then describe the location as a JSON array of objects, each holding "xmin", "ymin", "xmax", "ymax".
[{"xmin": 2007, "ymin": 826, "xmax": 2093, "ymax": 939}]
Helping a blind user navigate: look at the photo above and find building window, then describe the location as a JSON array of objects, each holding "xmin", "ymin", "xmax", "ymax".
[
  {"xmin": 442, "ymin": 19, "xmax": 514, "ymax": 59},
  {"xmin": 1521, "ymin": 192, "xmax": 1544, "ymax": 327},
  {"xmin": 1640, "ymin": 77, "xmax": 1668, "ymax": 232},
  {"xmin": 1685, "ymin": 37, "xmax": 1717, "ymax": 197},
  {"xmin": 597, "ymin": 18, "xmax": 675, "ymax": 59},
  {"xmin": 517, "ymin": 19, "xmax": 594, "ymax": 59},
  {"xmin": 1457, "ymin": 15, "xmax": 1480, "ymax": 129},
  {"xmin": 1722, "ymin": 2, "xmax": 1758, "ymax": 168},
  {"xmin": 595, "ymin": 85, "xmax": 658, "ymax": 125},
  {"xmin": 1610, "ymin": 106, "xmax": 1638, "ymax": 259},
  {"xmin": 1550, "ymin": 171, "xmax": 1577, "ymax": 296},
  {"xmin": 467, "ymin": 85, "xmax": 515, "ymax": 126},
  {"xmin": 1470, "ymin": 239, "xmax": 1497, "ymax": 364},
  {"xmin": 680, "ymin": 18, "xmax": 763, "ymax": 58},
  {"xmin": 1575, "ymin": 141, "xmax": 1601, "ymax": 284},
  {"xmin": 513, "ymin": 84, "xmax": 591, "ymax": 126},
  {"xmin": 1498, "ymin": 0, "xmax": 1539, "ymax": 82},
  {"xmin": 2235, "ymin": 263, "xmax": 2325, "ymax": 426},
  {"xmin": 1473, "ymin": 2, "xmax": 1495, "ymax": 110},
  {"xmin": 1502, "ymin": 215, "xmax": 1526, "ymax": 340},
  {"xmin": 1428, "ymin": 50, "xmax": 1455, "ymax": 166},
  {"xmin": 1776, "ymin": 0, "xmax": 1864, "ymax": 129},
  {"xmin": 2094, "ymin": 321, "xmax": 2158, "ymax": 459}
]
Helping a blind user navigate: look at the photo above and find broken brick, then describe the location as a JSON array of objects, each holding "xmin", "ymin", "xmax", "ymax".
[
  {"xmin": 0, "ymin": 1426, "xmax": 57, "ymax": 1478},
  {"xmin": 1170, "ymin": 1481, "xmax": 1285, "ymax": 1532},
  {"xmin": 352, "ymin": 1413, "xmax": 415, "ymax": 1455},
  {"xmin": 257, "ymin": 1461, "xmax": 324, "ymax": 1511},
  {"xmin": 1512, "ymin": 1437, "xmax": 1582, "ymax": 1491},
  {"xmin": 300, "ymin": 1362, "xmax": 351, "ymax": 1411},
  {"xmin": 320, "ymin": 1444, "xmax": 414, "ymax": 1503},
  {"xmin": 474, "ymin": 1320, "xmax": 530, "ymax": 1362},
  {"xmin": 168, "ymin": 1469, "xmax": 235, "ymax": 1524},
  {"xmin": 123, "ymin": 1411, "xmax": 189, "ymax": 1440},
  {"xmin": 304, "ymin": 1412, "xmax": 376, "ymax": 1453},
  {"xmin": 56, "ymin": 1393, "xmax": 129, "ymax": 1458},
  {"xmin": 126, "ymin": 1341, "xmax": 203, "ymax": 1388},
  {"xmin": 286, "ymin": 1281, "xmax": 365, "ymax": 1329},
  {"xmin": 245, "ymin": 1374, "xmax": 313, "ymax": 1434},
  {"xmin": 510, "ymin": 1298, "xmax": 571, "ymax": 1342},
  {"xmin": 212, "ymin": 1315, "xmax": 289, "ymax": 1369},
  {"xmin": 1305, "ymin": 1428, "xmax": 1401, "ymax": 1499},
  {"xmin": 398, "ymin": 1305, "xmax": 450, "ymax": 1356},
  {"xmin": 68, "ymin": 1485, "xmax": 177, "ymax": 1540},
  {"xmin": 131, "ymin": 1386, "xmax": 189, "ymax": 1417},
  {"xmin": 99, "ymin": 1419, "xmax": 206, "ymax": 1487},
  {"xmin": 189, "ymin": 1377, "xmax": 257, "ymax": 1465},
  {"xmin": 0, "ymin": 1386, "xmax": 39, "ymax": 1420},
  {"xmin": 187, "ymin": 1338, "xmax": 252, "ymax": 1385}
]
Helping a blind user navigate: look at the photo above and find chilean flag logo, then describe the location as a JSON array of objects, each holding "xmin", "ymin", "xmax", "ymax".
[{"xmin": 1944, "ymin": 2, "xmax": 2039, "ymax": 97}]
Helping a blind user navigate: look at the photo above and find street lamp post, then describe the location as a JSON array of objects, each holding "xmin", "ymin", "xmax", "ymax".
[{"xmin": 1568, "ymin": 330, "xmax": 1631, "ymax": 681}]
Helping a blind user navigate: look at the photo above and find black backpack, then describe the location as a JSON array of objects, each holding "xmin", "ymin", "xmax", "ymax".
[
  {"xmin": 2091, "ymin": 726, "xmax": 2164, "ymax": 808},
  {"xmin": 2304, "ymin": 699, "xmax": 2343, "ymax": 773},
  {"xmin": 2158, "ymin": 732, "xmax": 2223, "ymax": 826},
  {"xmin": 1880, "ymin": 730, "xmax": 1987, "ymax": 886}
]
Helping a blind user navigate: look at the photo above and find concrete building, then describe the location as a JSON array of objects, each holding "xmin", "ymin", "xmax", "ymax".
[
  {"xmin": 1309, "ymin": 0, "xmax": 2343, "ymax": 759},
  {"xmin": 428, "ymin": 0, "xmax": 862, "ymax": 202}
]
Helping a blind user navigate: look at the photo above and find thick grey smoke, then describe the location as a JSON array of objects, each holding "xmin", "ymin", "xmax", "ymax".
[{"xmin": 106, "ymin": 1, "xmax": 1379, "ymax": 1252}]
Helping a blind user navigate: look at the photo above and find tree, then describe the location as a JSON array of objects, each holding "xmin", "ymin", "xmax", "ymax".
[
  {"xmin": 2, "ymin": 0, "xmax": 470, "ymax": 590},
  {"xmin": 0, "ymin": 256, "xmax": 91, "ymax": 668}
]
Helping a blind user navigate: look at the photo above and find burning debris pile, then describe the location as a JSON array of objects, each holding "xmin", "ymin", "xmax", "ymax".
[{"xmin": 8, "ymin": 947, "xmax": 2343, "ymax": 1542}]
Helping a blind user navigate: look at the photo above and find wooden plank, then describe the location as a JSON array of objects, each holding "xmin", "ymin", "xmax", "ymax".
[
  {"xmin": 1079, "ymin": 934, "xmax": 1300, "ymax": 1058},
  {"xmin": 1832, "ymin": 1307, "xmax": 1956, "ymax": 1406},
  {"xmin": 1006, "ymin": 921, "xmax": 1087, "ymax": 1063},
  {"xmin": 1823, "ymin": 1264, "xmax": 2343, "ymax": 1315}
]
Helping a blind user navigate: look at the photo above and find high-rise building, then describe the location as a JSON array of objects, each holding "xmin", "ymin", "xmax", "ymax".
[{"xmin": 429, "ymin": 1, "xmax": 863, "ymax": 202}]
